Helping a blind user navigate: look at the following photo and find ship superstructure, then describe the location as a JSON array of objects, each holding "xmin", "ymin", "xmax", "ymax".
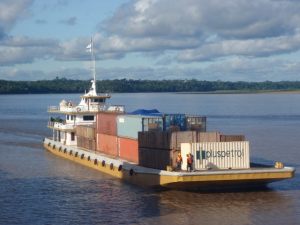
[{"xmin": 47, "ymin": 38, "xmax": 124, "ymax": 146}]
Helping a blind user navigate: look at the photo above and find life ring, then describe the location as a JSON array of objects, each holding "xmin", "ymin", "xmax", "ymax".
[{"xmin": 76, "ymin": 107, "xmax": 81, "ymax": 112}]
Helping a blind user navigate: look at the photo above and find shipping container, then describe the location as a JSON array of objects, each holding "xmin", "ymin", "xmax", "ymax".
[
  {"xmin": 171, "ymin": 131, "xmax": 198, "ymax": 150},
  {"xmin": 118, "ymin": 137, "xmax": 139, "ymax": 163},
  {"xmin": 186, "ymin": 116, "xmax": 206, "ymax": 132},
  {"xmin": 138, "ymin": 131, "xmax": 172, "ymax": 150},
  {"xmin": 77, "ymin": 136, "xmax": 96, "ymax": 151},
  {"xmin": 181, "ymin": 142, "xmax": 250, "ymax": 170},
  {"xmin": 96, "ymin": 133, "xmax": 118, "ymax": 157},
  {"xmin": 220, "ymin": 135, "xmax": 245, "ymax": 142},
  {"xmin": 138, "ymin": 147, "xmax": 174, "ymax": 170},
  {"xmin": 198, "ymin": 131, "xmax": 221, "ymax": 142},
  {"xmin": 76, "ymin": 125, "xmax": 95, "ymax": 139},
  {"xmin": 96, "ymin": 112, "xmax": 118, "ymax": 136},
  {"xmin": 117, "ymin": 115, "xmax": 163, "ymax": 139},
  {"xmin": 138, "ymin": 130, "xmax": 198, "ymax": 150},
  {"xmin": 163, "ymin": 114, "xmax": 186, "ymax": 131}
]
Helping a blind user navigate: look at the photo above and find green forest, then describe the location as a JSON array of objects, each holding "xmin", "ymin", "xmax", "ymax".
[{"xmin": 1, "ymin": 77, "xmax": 300, "ymax": 94}]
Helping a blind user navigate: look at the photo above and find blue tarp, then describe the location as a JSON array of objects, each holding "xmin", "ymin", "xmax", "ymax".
[{"xmin": 129, "ymin": 109, "xmax": 162, "ymax": 116}]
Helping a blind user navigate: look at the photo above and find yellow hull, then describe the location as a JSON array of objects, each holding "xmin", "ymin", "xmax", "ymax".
[{"xmin": 44, "ymin": 139, "xmax": 295, "ymax": 190}]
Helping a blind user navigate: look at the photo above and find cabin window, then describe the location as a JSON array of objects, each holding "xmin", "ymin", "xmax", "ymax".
[
  {"xmin": 71, "ymin": 132, "xmax": 75, "ymax": 141},
  {"xmin": 66, "ymin": 115, "xmax": 69, "ymax": 120},
  {"xmin": 93, "ymin": 99, "xmax": 105, "ymax": 103},
  {"xmin": 83, "ymin": 115, "xmax": 94, "ymax": 121}
]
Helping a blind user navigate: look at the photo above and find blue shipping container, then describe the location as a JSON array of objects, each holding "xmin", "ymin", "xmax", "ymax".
[
  {"xmin": 117, "ymin": 115, "xmax": 163, "ymax": 139},
  {"xmin": 163, "ymin": 114, "xmax": 186, "ymax": 131}
]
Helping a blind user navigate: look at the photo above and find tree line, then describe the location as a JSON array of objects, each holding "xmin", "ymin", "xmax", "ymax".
[{"xmin": 1, "ymin": 77, "xmax": 300, "ymax": 94}]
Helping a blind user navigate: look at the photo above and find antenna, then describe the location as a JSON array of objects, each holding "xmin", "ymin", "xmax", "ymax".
[
  {"xmin": 91, "ymin": 37, "xmax": 96, "ymax": 85},
  {"xmin": 87, "ymin": 37, "xmax": 97, "ymax": 95}
]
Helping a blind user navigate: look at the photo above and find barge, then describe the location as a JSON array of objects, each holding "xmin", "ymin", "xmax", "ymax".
[{"xmin": 43, "ymin": 40, "xmax": 295, "ymax": 190}]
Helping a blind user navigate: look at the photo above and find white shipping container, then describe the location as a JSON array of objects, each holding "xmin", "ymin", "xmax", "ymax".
[{"xmin": 181, "ymin": 142, "xmax": 250, "ymax": 170}]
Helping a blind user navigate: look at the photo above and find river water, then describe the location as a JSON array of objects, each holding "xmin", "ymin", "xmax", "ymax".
[{"xmin": 0, "ymin": 93, "xmax": 299, "ymax": 225}]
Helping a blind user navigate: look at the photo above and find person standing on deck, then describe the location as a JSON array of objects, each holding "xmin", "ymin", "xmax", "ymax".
[
  {"xmin": 187, "ymin": 153, "xmax": 193, "ymax": 172},
  {"xmin": 176, "ymin": 153, "xmax": 183, "ymax": 171}
]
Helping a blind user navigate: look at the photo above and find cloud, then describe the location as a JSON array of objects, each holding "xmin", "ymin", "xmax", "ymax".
[
  {"xmin": 0, "ymin": 0, "xmax": 33, "ymax": 39},
  {"xmin": 104, "ymin": 0, "xmax": 300, "ymax": 39},
  {"xmin": 1, "ymin": 0, "xmax": 300, "ymax": 82},
  {"xmin": 0, "ymin": 36, "xmax": 59, "ymax": 66},
  {"xmin": 59, "ymin": 16, "xmax": 77, "ymax": 26},
  {"xmin": 97, "ymin": 0, "xmax": 300, "ymax": 62},
  {"xmin": 177, "ymin": 33, "xmax": 300, "ymax": 62}
]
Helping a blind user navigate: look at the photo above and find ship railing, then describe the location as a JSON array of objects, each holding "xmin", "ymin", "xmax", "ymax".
[
  {"xmin": 48, "ymin": 121, "xmax": 55, "ymax": 127},
  {"xmin": 106, "ymin": 104, "xmax": 125, "ymax": 113},
  {"xmin": 48, "ymin": 106, "xmax": 59, "ymax": 112},
  {"xmin": 48, "ymin": 105, "xmax": 77, "ymax": 113},
  {"xmin": 53, "ymin": 122, "xmax": 75, "ymax": 130}
]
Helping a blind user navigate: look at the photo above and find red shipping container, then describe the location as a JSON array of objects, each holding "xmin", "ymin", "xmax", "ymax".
[
  {"xmin": 96, "ymin": 113, "xmax": 118, "ymax": 136},
  {"xmin": 96, "ymin": 133, "xmax": 118, "ymax": 157},
  {"xmin": 119, "ymin": 137, "xmax": 139, "ymax": 163}
]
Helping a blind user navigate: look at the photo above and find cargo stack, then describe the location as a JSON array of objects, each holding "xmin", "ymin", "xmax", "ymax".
[
  {"xmin": 138, "ymin": 131, "xmax": 245, "ymax": 170},
  {"xmin": 76, "ymin": 125, "xmax": 96, "ymax": 151},
  {"xmin": 95, "ymin": 109, "xmax": 245, "ymax": 170},
  {"xmin": 138, "ymin": 131, "xmax": 200, "ymax": 170},
  {"xmin": 95, "ymin": 112, "xmax": 164, "ymax": 163},
  {"xmin": 116, "ymin": 114, "xmax": 163, "ymax": 163}
]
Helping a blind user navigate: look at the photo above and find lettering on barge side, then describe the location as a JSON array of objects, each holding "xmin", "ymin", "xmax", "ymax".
[{"xmin": 196, "ymin": 149, "xmax": 244, "ymax": 160}]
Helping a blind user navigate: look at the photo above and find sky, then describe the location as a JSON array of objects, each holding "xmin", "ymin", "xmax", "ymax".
[{"xmin": 1, "ymin": 0, "xmax": 300, "ymax": 81}]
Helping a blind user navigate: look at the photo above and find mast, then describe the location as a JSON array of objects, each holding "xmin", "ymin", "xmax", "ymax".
[{"xmin": 87, "ymin": 37, "xmax": 97, "ymax": 95}]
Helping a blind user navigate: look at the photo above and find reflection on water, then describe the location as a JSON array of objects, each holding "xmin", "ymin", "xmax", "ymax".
[{"xmin": 0, "ymin": 93, "xmax": 299, "ymax": 225}]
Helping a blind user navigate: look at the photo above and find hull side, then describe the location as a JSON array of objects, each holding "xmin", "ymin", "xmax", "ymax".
[{"xmin": 44, "ymin": 139, "xmax": 295, "ymax": 190}]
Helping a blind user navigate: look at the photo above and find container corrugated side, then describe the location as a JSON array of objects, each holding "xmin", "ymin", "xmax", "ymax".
[
  {"xmin": 138, "ymin": 131, "xmax": 172, "ymax": 150},
  {"xmin": 96, "ymin": 113, "xmax": 118, "ymax": 136},
  {"xmin": 138, "ymin": 130, "xmax": 198, "ymax": 150},
  {"xmin": 96, "ymin": 133, "xmax": 118, "ymax": 157},
  {"xmin": 76, "ymin": 125, "xmax": 95, "ymax": 139},
  {"xmin": 220, "ymin": 135, "xmax": 245, "ymax": 142},
  {"xmin": 118, "ymin": 137, "xmax": 139, "ymax": 163},
  {"xmin": 117, "ymin": 115, "xmax": 163, "ymax": 139},
  {"xmin": 172, "ymin": 131, "xmax": 198, "ymax": 150},
  {"xmin": 181, "ymin": 142, "xmax": 250, "ymax": 170},
  {"xmin": 198, "ymin": 132, "xmax": 221, "ymax": 142},
  {"xmin": 77, "ymin": 136, "xmax": 96, "ymax": 150},
  {"xmin": 138, "ymin": 147, "xmax": 173, "ymax": 170}
]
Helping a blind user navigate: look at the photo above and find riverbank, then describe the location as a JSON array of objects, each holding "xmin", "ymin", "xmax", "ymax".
[
  {"xmin": 176, "ymin": 89, "xmax": 300, "ymax": 94},
  {"xmin": 1, "ymin": 78, "xmax": 300, "ymax": 94}
]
